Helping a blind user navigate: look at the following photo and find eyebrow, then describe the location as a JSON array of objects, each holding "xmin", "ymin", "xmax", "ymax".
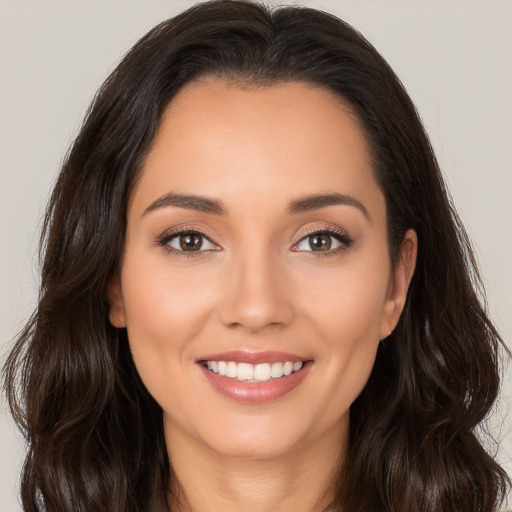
[
  {"xmin": 142, "ymin": 192, "xmax": 369, "ymax": 220},
  {"xmin": 287, "ymin": 193, "xmax": 369, "ymax": 219},
  {"xmin": 143, "ymin": 193, "xmax": 226, "ymax": 216}
]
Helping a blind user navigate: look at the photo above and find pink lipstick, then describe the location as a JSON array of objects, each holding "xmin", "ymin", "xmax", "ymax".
[{"xmin": 197, "ymin": 350, "xmax": 312, "ymax": 403}]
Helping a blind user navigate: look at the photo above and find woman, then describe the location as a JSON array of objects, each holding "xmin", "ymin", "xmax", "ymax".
[{"xmin": 3, "ymin": 1, "xmax": 510, "ymax": 511}]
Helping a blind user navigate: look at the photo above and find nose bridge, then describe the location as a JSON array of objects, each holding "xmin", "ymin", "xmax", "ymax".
[{"xmin": 219, "ymin": 241, "xmax": 292, "ymax": 333}]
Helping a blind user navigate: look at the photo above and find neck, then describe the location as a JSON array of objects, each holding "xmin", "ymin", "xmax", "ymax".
[{"xmin": 164, "ymin": 415, "xmax": 347, "ymax": 512}]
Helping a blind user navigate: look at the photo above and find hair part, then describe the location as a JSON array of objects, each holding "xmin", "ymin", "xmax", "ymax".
[{"xmin": 4, "ymin": 1, "xmax": 510, "ymax": 511}]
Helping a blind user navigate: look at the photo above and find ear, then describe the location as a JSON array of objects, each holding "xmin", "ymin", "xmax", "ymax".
[
  {"xmin": 380, "ymin": 229, "xmax": 417, "ymax": 339},
  {"xmin": 107, "ymin": 274, "xmax": 127, "ymax": 328}
]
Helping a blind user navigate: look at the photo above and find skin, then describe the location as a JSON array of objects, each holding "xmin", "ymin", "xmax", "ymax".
[{"xmin": 109, "ymin": 80, "xmax": 417, "ymax": 512}]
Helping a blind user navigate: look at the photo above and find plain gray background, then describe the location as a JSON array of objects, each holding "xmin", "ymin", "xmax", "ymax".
[{"xmin": 1, "ymin": 1, "xmax": 511, "ymax": 510}]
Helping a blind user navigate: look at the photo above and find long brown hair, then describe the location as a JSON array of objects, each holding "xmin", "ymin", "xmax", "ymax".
[{"xmin": 4, "ymin": 1, "xmax": 510, "ymax": 511}]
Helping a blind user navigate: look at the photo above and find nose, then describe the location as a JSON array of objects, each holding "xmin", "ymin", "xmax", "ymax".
[{"xmin": 218, "ymin": 248, "xmax": 294, "ymax": 334}]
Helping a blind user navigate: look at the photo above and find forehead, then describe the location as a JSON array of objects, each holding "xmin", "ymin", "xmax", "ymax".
[{"xmin": 131, "ymin": 80, "xmax": 383, "ymax": 220}]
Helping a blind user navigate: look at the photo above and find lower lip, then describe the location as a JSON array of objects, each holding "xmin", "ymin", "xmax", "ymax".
[{"xmin": 199, "ymin": 361, "xmax": 313, "ymax": 403}]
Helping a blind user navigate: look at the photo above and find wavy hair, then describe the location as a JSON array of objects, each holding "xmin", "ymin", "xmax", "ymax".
[{"xmin": 3, "ymin": 1, "xmax": 510, "ymax": 511}]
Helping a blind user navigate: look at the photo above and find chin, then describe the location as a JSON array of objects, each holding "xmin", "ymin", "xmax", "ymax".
[
  {"xmin": 207, "ymin": 433, "xmax": 303, "ymax": 460},
  {"xmin": 193, "ymin": 414, "xmax": 316, "ymax": 460}
]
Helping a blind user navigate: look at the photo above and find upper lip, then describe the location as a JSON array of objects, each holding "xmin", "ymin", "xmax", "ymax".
[{"xmin": 197, "ymin": 350, "xmax": 309, "ymax": 364}]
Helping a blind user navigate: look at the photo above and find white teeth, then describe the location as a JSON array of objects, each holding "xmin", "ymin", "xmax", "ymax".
[
  {"xmin": 237, "ymin": 363, "xmax": 254, "ymax": 380},
  {"xmin": 283, "ymin": 362, "xmax": 293, "ymax": 376},
  {"xmin": 254, "ymin": 363, "xmax": 271, "ymax": 381},
  {"xmin": 271, "ymin": 362, "xmax": 283, "ymax": 378},
  {"xmin": 226, "ymin": 361, "xmax": 237, "ymax": 378},
  {"xmin": 205, "ymin": 360, "xmax": 304, "ymax": 381}
]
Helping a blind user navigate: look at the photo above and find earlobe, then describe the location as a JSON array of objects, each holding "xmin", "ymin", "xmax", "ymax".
[
  {"xmin": 380, "ymin": 229, "xmax": 418, "ymax": 339},
  {"xmin": 107, "ymin": 274, "xmax": 127, "ymax": 328}
]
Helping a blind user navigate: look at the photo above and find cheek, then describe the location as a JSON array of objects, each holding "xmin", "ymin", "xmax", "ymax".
[
  {"xmin": 121, "ymin": 255, "xmax": 216, "ymax": 339},
  {"xmin": 118, "ymin": 254, "xmax": 219, "ymax": 398},
  {"xmin": 119, "ymin": 264, "xmax": 216, "ymax": 436},
  {"xmin": 299, "ymin": 257, "xmax": 390, "ymax": 343},
  {"xmin": 298, "ymin": 259, "xmax": 389, "ymax": 404}
]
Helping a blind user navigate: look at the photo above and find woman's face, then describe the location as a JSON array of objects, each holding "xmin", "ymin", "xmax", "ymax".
[{"xmin": 109, "ymin": 80, "xmax": 415, "ymax": 460}]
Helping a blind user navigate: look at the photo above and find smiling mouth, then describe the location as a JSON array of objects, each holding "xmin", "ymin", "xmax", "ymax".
[{"xmin": 202, "ymin": 360, "xmax": 304, "ymax": 382}]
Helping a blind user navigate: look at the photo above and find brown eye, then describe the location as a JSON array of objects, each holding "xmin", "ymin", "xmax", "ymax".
[
  {"xmin": 293, "ymin": 229, "xmax": 353, "ymax": 254},
  {"xmin": 163, "ymin": 231, "xmax": 218, "ymax": 253},
  {"xmin": 308, "ymin": 234, "xmax": 332, "ymax": 251},
  {"xmin": 179, "ymin": 233, "xmax": 203, "ymax": 251}
]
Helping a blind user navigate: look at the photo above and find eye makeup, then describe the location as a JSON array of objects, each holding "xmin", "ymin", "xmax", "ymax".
[
  {"xmin": 156, "ymin": 226, "xmax": 220, "ymax": 257},
  {"xmin": 156, "ymin": 223, "xmax": 355, "ymax": 259},
  {"xmin": 291, "ymin": 225, "xmax": 355, "ymax": 257}
]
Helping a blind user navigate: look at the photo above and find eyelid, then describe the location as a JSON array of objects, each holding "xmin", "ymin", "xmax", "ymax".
[
  {"xmin": 291, "ymin": 224, "xmax": 354, "ymax": 253},
  {"xmin": 156, "ymin": 223, "xmax": 353, "ymax": 256},
  {"xmin": 157, "ymin": 225, "xmax": 221, "ymax": 255}
]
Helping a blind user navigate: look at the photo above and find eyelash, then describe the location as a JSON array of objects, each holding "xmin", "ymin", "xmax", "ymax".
[
  {"xmin": 293, "ymin": 226, "xmax": 354, "ymax": 257},
  {"xmin": 157, "ymin": 227, "xmax": 216, "ymax": 258},
  {"xmin": 157, "ymin": 226, "xmax": 354, "ymax": 258}
]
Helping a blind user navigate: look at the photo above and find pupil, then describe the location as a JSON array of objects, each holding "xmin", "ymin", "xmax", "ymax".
[
  {"xmin": 310, "ymin": 234, "xmax": 331, "ymax": 251},
  {"xmin": 180, "ymin": 234, "xmax": 202, "ymax": 251}
]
